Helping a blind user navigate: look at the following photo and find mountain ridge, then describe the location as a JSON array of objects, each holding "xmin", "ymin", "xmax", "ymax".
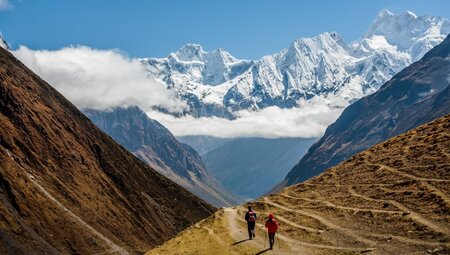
[{"xmin": 141, "ymin": 10, "xmax": 449, "ymax": 118}]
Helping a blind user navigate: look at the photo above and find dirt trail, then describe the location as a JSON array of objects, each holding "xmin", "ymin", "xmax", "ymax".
[
  {"xmin": 275, "ymin": 215, "xmax": 324, "ymax": 234},
  {"xmin": 224, "ymin": 207, "xmax": 301, "ymax": 254},
  {"xmin": 263, "ymin": 197, "xmax": 377, "ymax": 247},
  {"xmin": 389, "ymin": 200, "xmax": 450, "ymax": 235},
  {"xmin": 376, "ymin": 163, "xmax": 450, "ymax": 183},
  {"xmin": 349, "ymin": 184, "xmax": 450, "ymax": 236},
  {"xmin": 422, "ymin": 182, "xmax": 450, "ymax": 206},
  {"xmin": 363, "ymin": 232, "xmax": 450, "ymax": 247},
  {"xmin": 280, "ymin": 193, "xmax": 403, "ymax": 214}
]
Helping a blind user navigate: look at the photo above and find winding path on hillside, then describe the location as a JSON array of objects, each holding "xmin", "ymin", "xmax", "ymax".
[{"xmin": 149, "ymin": 117, "xmax": 450, "ymax": 255}]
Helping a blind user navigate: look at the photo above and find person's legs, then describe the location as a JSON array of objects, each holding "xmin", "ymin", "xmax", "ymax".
[
  {"xmin": 248, "ymin": 222, "xmax": 255, "ymax": 239},
  {"xmin": 269, "ymin": 233, "xmax": 275, "ymax": 249},
  {"xmin": 247, "ymin": 223, "xmax": 252, "ymax": 239}
]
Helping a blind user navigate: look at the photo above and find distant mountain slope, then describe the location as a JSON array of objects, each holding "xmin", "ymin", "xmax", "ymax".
[
  {"xmin": 281, "ymin": 34, "xmax": 450, "ymax": 187},
  {"xmin": 177, "ymin": 135, "xmax": 234, "ymax": 156},
  {"xmin": 142, "ymin": 10, "xmax": 449, "ymax": 117},
  {"xmin": 0, "ymin": 47, "xmax": 214, "ymax": 255},
  {"xmin": 147, "ymin": 114, "xmax": 450, "ymax": 255},
  {"xmin": 202, "ymin": 137, "xmax": 317, "ymax": 199},
  {"xmin": 84, "ymin": 107, "xmax": 241, "ymax": 207}
]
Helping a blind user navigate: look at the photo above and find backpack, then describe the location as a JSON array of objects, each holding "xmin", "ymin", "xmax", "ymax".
[{"xmin": 248, "ymin": 211, "xmax": 256, "ymax": 222}]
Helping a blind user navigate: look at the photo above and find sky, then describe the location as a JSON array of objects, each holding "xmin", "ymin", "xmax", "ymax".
[{"xmin": 1, "ymin": 0, "xmax": 450, "ymax": 59}]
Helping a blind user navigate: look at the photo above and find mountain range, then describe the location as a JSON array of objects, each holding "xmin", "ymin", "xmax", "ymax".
[
  {"xmin": 141, "ymin": 10, "xmax": 450, "ymax": 118},
  {"xmin": 84, "ymin": 107, "xmax": 240, "ymax": 207},
  {"xmin": 0, "ymin": 47, "xmax": 214, "ymax": 254},
  {"xmin": 280, "ymin": 33, "xmax": 450, "ymax": 187}
]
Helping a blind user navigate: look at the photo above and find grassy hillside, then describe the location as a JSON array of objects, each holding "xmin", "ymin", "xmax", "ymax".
[{"xmin": 147, "ymin": 114, "xmax": 450, "ymax": 255}]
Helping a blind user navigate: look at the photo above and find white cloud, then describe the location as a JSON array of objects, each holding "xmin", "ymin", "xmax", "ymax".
[
  {"xmin": 147, "ymin": 97, "xmax": 346, "ymax": 138},
  {"xmin": 0, "ymin": 0, "xmax": 12, "ymax": 10},
  {"xmin": 12, "ymin": 45, "xmax": 187, "ymax": 112}
]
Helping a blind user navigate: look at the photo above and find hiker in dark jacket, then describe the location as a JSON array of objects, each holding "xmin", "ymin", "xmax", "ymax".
[
  {"xmin": 265, "ymin": 213, "xmax": 279, "ymax": 250},
  {"xmin": 245, "ymin": 206, "xmax": 257, "ymax": 239}
]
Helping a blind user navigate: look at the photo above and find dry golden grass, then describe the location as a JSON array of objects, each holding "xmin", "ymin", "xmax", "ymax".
[{"xmin": 147, "ymin": 114, "xmax": 450, "ymax": 255}]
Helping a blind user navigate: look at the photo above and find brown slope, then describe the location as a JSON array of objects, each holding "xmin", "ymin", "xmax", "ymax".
[
  {"xmin": 0, "ymin": 47, "xmax": 214, "ymax": 255},
  {"xmin": 147, "ymin": 114, "xmax": 450, "ymax": 255}
]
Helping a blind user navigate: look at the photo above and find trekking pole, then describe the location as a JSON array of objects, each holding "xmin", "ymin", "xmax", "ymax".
[
  {"xmin": 276, "ymin": 232, "xmax": 281, "ymax": 249},
  {"xmin": 264, "ymin": 230, "xmax": 267, "ymax": 249}
]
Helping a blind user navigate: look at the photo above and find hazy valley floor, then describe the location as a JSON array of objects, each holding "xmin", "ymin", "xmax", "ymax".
[{"xmin": 147, "ymin": 115, "xmax": 450, "ymax": 255}]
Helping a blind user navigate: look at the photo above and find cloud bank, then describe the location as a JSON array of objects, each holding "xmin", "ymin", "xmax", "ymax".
[
  {"xmin": 11, "ymin": 45, "xmax": 345, "ymax": 138},
  {"xmin": 12, "ymin": 45, "xmax": 186, "ymax": 112},
  {"xmin": 148, "ymin": 97, "xmax": 346, "ymax": 138}
]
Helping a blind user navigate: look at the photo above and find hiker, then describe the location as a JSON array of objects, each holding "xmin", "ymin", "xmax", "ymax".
[
  {"xmin": 245, "ymin": 205, "xmax": 257, "ymax": 240},
  {"xmin": 265, "ymin": 213, "xmax": 279, "ymax": 250}
]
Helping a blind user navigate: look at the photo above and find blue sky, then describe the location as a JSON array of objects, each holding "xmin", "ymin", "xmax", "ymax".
[{"xmin": 1, "ymin": 0, "xmax": 449, "ymax": 59}]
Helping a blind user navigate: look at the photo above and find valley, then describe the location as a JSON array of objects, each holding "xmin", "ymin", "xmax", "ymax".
[
  {"xmin": 202, "ymin": 137, "xmax": 317, "ymax": 199},
  {"xmin": 147, "ymin": 114, "xmax": 450, "ymax": 255}
]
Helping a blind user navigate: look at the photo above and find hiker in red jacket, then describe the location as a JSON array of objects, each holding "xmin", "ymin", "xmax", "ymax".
[
  {"xmin": 265, "ymin": 213, "xmax": 279, "ymax": 250},
  {"xmin": 245, "ymin": 205, "xmax": 257, "ymax": 240}
]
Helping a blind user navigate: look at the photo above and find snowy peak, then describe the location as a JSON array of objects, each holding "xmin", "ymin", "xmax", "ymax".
[
  {"xmin": 171, "ymin": 43, "xmax": 241, "ymax": 65},
  {"xmin": 141, "ymin": 10, "xmax": 449, "ymax": 118},
  {"xmin": 364, "ymin": 10, "xmax": 450, "ymax": 59},
  {"xmin": 0, "ymin": 33, "xmax": 10, "ymax": 50},
  {"xmin": 210, "ymin": 48, "xmax": 241, "ymax": 65},
  {"xmin": 289, "ymin": 32, "xmax": 348, "ymax": 57},
  {"xmin": 174, "ymin": 43, "xmax": 205, "ymax": 62},
  {"xmin": 143, "ymin": 43, "xmax": 252, "ymax": 87},
  {"xmin": 376, "ymin": 9, "xmax": 394, "ymax": 19}
]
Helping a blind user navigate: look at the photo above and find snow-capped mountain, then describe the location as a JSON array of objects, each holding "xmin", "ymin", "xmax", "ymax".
[
  {"xmin": 0, "ymin": 33, "xmax": 10, "ymax": 50},
  {"xmin": 141, "ymin": 10, "xmax": 450, "ymax": 118}
]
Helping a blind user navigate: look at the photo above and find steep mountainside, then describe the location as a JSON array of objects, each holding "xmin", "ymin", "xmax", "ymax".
[
  {"xmin": 84, "ymin": 107, "xmax": 241, "ymax": 207},
  {"xmin": 203, "ymin": 138, "xmax": 317, "ymax": 199},
  {"xmin": 147, "ymin": 114, "xmax": 450, "ymax": 255},
  {"xmin": 282, "ymin": 34, "xmax": 450, "ymax": 187},
  {"xmin": 141, "ymin": 10, "xmax": 449, "ymax": 117},
  {"xmin": 0, "ymin": 47, "xmax": 214, "ymax": 255}
]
